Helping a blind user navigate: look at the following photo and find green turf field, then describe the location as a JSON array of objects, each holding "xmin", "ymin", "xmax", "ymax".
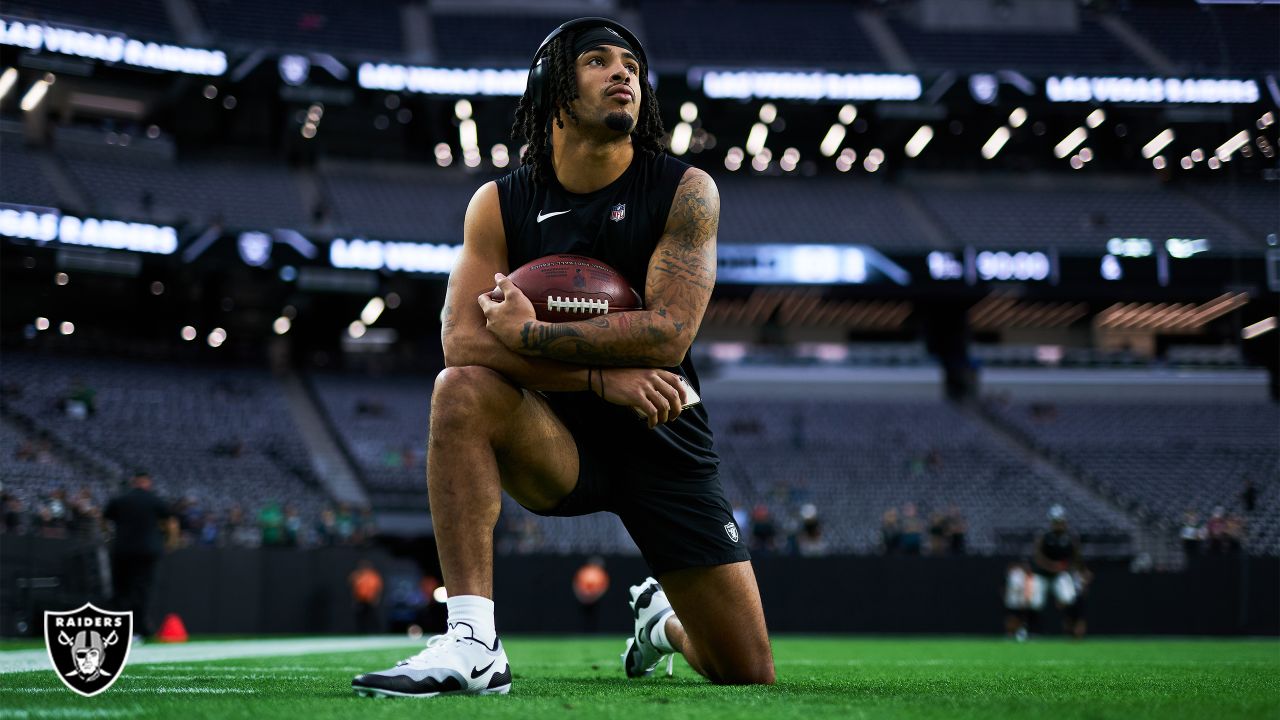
[{"xmin": 2, "ymin": 636, "xmax": 1277, "ymax": 719}]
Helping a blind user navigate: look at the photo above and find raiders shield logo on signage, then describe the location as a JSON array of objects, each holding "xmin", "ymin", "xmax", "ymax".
[{"xmin": 44, "ymin": 603, "xmax": 133, "ymax": 697}]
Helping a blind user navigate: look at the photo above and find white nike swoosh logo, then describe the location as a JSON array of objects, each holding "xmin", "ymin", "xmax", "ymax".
[{"xmin": 537, "ymin": 209, "xmax": 571, "ymax": 223}]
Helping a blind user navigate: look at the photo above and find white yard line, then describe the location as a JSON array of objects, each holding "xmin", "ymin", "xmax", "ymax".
[{"xmin": 0, "ymin": 636, "xmax": 418, "ymax": 675}]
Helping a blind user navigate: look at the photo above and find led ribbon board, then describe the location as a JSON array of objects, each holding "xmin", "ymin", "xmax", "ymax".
[
  {"xmin": 0, "ymin": 16, "xmax": 227, "ymax": 76},
  {"xmin": 0, "ymin": 203, "xmax": 178, "ymax": 254}
]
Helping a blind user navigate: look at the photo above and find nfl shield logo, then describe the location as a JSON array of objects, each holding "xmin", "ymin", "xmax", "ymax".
[
  {"xmin": 724, "ymin": 522, "xmax": 740, "ymax": 543},
  {"xmin": 609, "ymin": 203, "xmax": 626, "ymax": 222},
  {"xmin": 44, "ymin": 603, "xmax": 133, "ymax": 697}
]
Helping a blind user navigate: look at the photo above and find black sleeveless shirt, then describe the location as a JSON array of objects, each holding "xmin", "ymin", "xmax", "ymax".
[{"xmin": 495, "ymin": 151, "xmax": 718, "ymax": 477}]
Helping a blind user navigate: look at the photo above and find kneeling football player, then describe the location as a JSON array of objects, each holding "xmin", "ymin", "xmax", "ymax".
[{"xmin": 352, "ymin": 17, "xmax": 774, "ymax": 698}]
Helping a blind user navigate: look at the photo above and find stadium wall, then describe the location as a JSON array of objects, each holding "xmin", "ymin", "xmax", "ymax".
[{"xmin": 4, "ymin": 540, "xmax": 1277, "ymax": 637}]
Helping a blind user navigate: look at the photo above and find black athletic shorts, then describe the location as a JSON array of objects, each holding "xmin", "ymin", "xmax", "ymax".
[{"xmin": 525, "ymin": 399, "xmax": 750, "ymax": 576}]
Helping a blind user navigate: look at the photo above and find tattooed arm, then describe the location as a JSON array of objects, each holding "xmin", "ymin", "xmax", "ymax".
[
  {"xmin": 481, "ymin": 167, "xmax": 718, "ymax": 368},
  {"xmin": 442, "ymin": 181, "xmax": 592, "ymax": 392}
]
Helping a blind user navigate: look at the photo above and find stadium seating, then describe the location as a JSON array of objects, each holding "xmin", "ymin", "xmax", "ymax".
[
  {"xmin": 1119, "ymin": 2, "xmax": 1280, "ymax": 73},
  {"xmin": 716, "ymin": 176, "xmax": 939, "ymax": 249},
  {"xmin": 317, "ymin": 162, "xmax": 481, "ymax": 243},
  {"xmin": 708, "ymin": 398, "xmax": 1137, "ymax": 555},
  {"xmin": 0, "ymin": 353, "xmax": 332, "ymax": 523},
  {"xmin": 0, "ymin": 134, "xmax": 63, "ymax": 210},
  {"xmin": 307, "ymin": 373, "xmax": 433, "ymax": 507},
  {"xmin": 984, "ymin": 400, "xmax": 1279, "ymax": 553},
  {"xmin": 910, "ymin": 175, "xmax": 1256, "ymax": 255},
  {"xmin": 3, "ymin": 0, "xmax": 174, "ymax": 40},
  {"xmin": 1193, "ymin": 183, "xmax": 1279, "ymax": 242},
  {"xmin": 886, "ymin": 14, "xmax": 1143, "ymax": 73},
  {"xmin": 58, "ymin": 148, "xmax": 312, "ymax": 230},
  {"xmin": 192, "ymin": 0, "xmax": 402, "ymax": 53},
  {"xmin": 641, "ymin": 1, "xmax": 882, "ymax": 68},
  {"xmin": 431, "ymin": 14, "xmax": 561, "ymax": 65}
]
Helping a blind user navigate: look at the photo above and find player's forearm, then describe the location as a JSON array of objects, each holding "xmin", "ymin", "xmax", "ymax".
[
  {"xmin": 444, "ymin": 331, "xmax": 591, "ymax": 392},
  {"xmin": 509, "ymin": 310, "xmax": 690, "ymax": 368}
]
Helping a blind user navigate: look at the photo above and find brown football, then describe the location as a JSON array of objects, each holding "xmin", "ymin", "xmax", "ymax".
[{"xmin": 502, "ymin": 254, "xmax": 643, "ymax": 322}]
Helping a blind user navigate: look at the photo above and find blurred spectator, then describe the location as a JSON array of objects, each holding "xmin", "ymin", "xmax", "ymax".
[
  {"xmin": 1225, "ymin": 513, "xmax": 1246, "ymax": 554},
  {"xmin": 68, "ymin": 486, "xmax": 101, "ymax": 539},
  {"xmin": 283, "ymin": 503, "xmax": 303, "ymax": 547},
  {"xmin": 795, "ymin": 504, "xmax": 827, "ymax": 557},
  {"xmin": 1179, "ymin": 511, "xmax": 1204, "ymax": 557},
  {"xmin": 1205, "ymin": 507, "xmax": 1229, "ymax": 554},
  {"xmin": 1241, "ymin": 478, "xmax": 1257, "ymax": 514},
  {"xmin": 316, "ymin": 506, "xmax": 338, "ymax": 546},
  {"xmin": 38, "ymin": 489, "xmax": 70, "ymax": 538},
  {"xmin": 928, "ymin": 510, "xmax": 948, "ymax": 555},
  {"xmin": 2, "ymin": 490, "xmax": 26, "ymax": 534},
  {"xmin": 899, "ymin": 502, "xmax": 924, "ymax": 556},
  {"xmin": 750, "ymin": 504, "xmax": 778, "ymax": 554},
  {"xmin": 336, "ymin": 503, "xmax": 357, "ymax": 543},
  {"xmin": 226, "ymin": 503, "xmax": 261, "ymax": 547},
  {"xmin": 349, "ymin": 559, "xmax": 383, "ymax": 634},
  {"xmin": 259, "ymin": 502, "xmax": 285, "ymax": 546},
  {"xmin": 104, "ymin": 472, "xmax": 174, "ymax": 637},
  {"xmin": 946, "ymin": 505, "xmax": 967, "ymax": 555},
  {"xmin": 880, "ymin": 507, "xmax": 901, "ymax": 555},
  {"xmin": 573, "ymin": 556, "xmax": 610, "ymax": 633},
  {"xmin": 59, "ymin": 378, "xmax": 97, "ymax": 419}
]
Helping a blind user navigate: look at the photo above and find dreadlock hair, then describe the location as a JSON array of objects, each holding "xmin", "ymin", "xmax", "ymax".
[{"xmin": 510, "ymin": 31, "xmax": 666, "ymax": 184}]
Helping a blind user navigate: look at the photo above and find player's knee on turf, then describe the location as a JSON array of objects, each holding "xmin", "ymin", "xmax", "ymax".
[{"xmin": 707, "ymin": 657, "xmax": 775, "ymax": 686}]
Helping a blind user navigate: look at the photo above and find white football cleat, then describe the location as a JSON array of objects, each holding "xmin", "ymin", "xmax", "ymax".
[
  {"xmin": 352, "ymin": 624, "xmax": 511, "ymax": 698},
  {"xmin": 622, "ymin": 577, "xmax": 675, "ymax": 678}
]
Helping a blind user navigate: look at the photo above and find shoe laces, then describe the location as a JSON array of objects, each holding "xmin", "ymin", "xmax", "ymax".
[{"xmin": 397, "ymin": 626, "xmax": 467, "ymax": 668}]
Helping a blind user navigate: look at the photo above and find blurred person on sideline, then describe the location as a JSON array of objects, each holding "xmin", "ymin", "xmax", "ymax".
[
  {"xmin": 1030, "ymin": 505, "xmax": 1085, "ymax": 638},
  {"xmin": 350, "ymin": 559, "xmax": 384, "ymax": 634},
  {"xmin": 899, "ymin": 502, "xmax": 924, "ymax": 556},
  {"xmin": 880, "ymin": 507, "xmax": 901, "ymax": 555},
  {"xmin": 104, "ymin": 471, "xmax": 174, "ymax": 638},
  {"xmin": 795, "ymin": 504, "xmax": 827, "ymax": 557},
  {"xmin": 573, "ymin": 556, "xmax": 611, "ymax": 633}
]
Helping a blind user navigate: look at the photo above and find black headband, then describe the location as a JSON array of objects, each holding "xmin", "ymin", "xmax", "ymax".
[{"xmin": 571, "ymin": 26, "xmax": 637, "ymax": 64}]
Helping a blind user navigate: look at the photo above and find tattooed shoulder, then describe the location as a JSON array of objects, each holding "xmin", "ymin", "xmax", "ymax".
[{"xmin": 666, "ymin": 168, "xmax": 719, "ymax": 252}]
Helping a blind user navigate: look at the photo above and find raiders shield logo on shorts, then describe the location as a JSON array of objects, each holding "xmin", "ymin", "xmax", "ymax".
[
  {"xmin": 724, "ymin": 522, "xmax": 740, "ymax": 543},
  {"xmin": 44, "ymin": 603, "xmax": 133, "ymax": 697}
]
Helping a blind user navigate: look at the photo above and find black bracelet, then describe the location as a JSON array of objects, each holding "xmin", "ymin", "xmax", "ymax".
[
  {"xmin": 598, "ymin": 368, "xmax": 605, "ymax": 398},
  {"xmin": 587, "ymin": 367, "xmax": 594, "ymax": 394}
]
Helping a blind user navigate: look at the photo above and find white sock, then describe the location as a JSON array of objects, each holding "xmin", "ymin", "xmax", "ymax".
[
  {"xmin": 446, "ymin": 595, "xmax": 497, "ymax": 646},
  {"xmin": 648, "ymin": 610, "xmax": 676, "ymax": 654}
]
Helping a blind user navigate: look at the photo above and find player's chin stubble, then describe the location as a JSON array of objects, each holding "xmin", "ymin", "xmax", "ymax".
[{"xmin": 605, "ymin": 110, "xmax": 634, "ymax": 134}]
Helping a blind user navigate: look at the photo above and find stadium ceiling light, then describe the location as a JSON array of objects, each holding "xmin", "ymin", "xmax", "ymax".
[
  {"xmin": 1086, "ymin": 108, "xmax": 1106, "ymax": 128},
  {"xmin": 19, "ymin": 74, "xmax": 54, "ymax": 112},
  {"xmin": 1008, "ymin": 107, "xmax": 1027, "ymax": 128},
  {"xmin": 0, "ymin": 68, "xmax": 17, "ymax": 101},
  {"xmin": 745, "ymin": 123, "xmax": 768, "ymax": 156},
  {"xmin": 819, "ymin": 123, "xmax": 846, "ymax": 157},
  {"xmin": 361, "ymin": 297, "xmax": 386, "ymax": 325},
  {"xmin": 1152, "ymin": 155, "xmax": 1167, "ymax": 169},
  {"xmin": 1142, "ymin": 129, "xmax": 1174, "ymax": 159},
  {"xmin": 59, "ymin": 321, "xmax": 74, "ymax": 335},
  {"xmin": 459, "ymin": 118, "xmax": 479, "ymax": 152},
  {"xmin": 454, "ymin": 99, "xmax": 472, "ymax": 120},
  {"xmin": 35, "ymin": 317, "xmax": 50, "ymax": 331},
  {"xmin": 1259, "ymin": 111, "xmax": 1275, "ymax": 129},
  {"xmin": 670, "ymin": 122, "xmax": 693, "ymax": 155},
  {"xmin": 724, "ymin": 146, "xmax": 744, "ymax": 171},
  {"xmin": 1215, "ymin": 130, "xmax": 1250, "ymax": 161},
  {"xmin": 1242, "ymin": 316, "xmax": 1277, "ymax": 340},
  {"xmin": 981, "ymin": 126, "xmax": 1011, "ymax": 160},
  {"xmin": 181, "ymin": 326, "xmax": 197, "ymax": 341},
  {"xmin": 273, "ymin": 316, "xmax": 292, "ymax": 335},
  {"xmin": 904, "ymin": 125, "xmax": 933, "ymax": 158},
  {"xmin": 838, "ymin": 104, "xmax": 856, "ymax": 125},
  {"xmin": 758, "ymin": 103, "xmax": 777, "ymax": 124},
  {"xmin": 1054, "ymin": 127, "xmax": 1087, "ymax": 159},
  {"xmin": 348, "ymin": 320, "xmax": 367, "ymax": 339},
  {"xmin": 679, "ymin": 102, "xmax": 698, "ymax": 123}
]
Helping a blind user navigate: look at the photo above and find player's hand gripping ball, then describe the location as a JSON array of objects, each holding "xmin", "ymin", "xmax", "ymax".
[{"xmin": 491, "ymin": 254, "xmax": 643, "ymax": 322}]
